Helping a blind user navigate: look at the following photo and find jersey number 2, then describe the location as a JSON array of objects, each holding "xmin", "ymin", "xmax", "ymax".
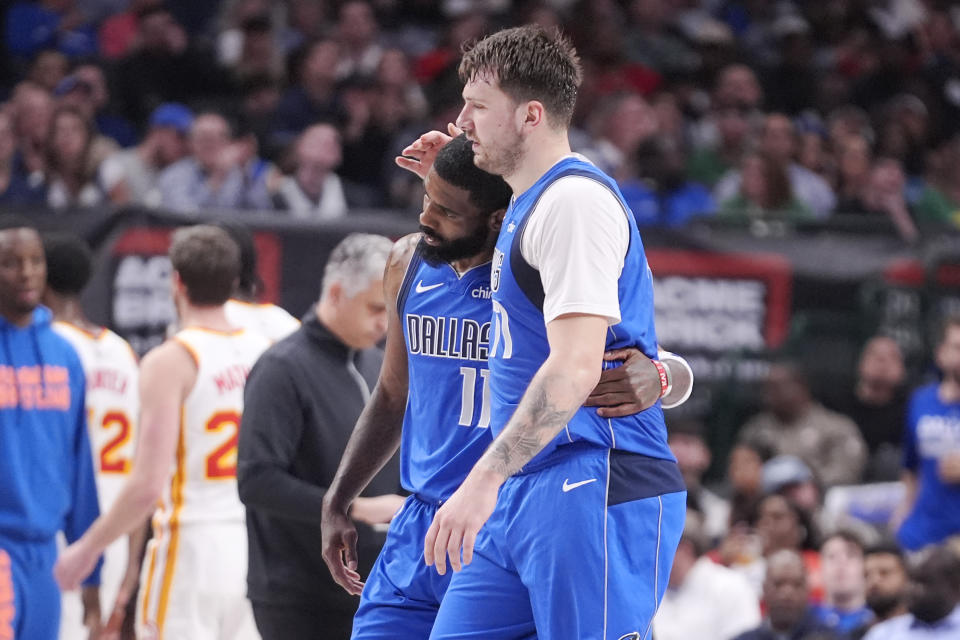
[
  {"xmin": 205, "ymin": 411, "xmax": 240, "ymax": 479},
  {"xmin": 98, "ymin": 411, "xmax": 133, "ymax": 474}
]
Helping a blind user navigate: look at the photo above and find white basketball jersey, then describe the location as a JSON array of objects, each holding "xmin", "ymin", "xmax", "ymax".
[
  {"xmin": 54, "ymin": 321, "xmax": 140, "ymax": 637},
  {"xmin": 153, "ymin": 327, "xmax": 270, "ymax": 532},
  {"xmin": 224, "ymin": 299, "xmax": 300, "ymax": 343},
  {"xmin": 53, "ymin": 321, "xmax": 140, "ymax": 510}
]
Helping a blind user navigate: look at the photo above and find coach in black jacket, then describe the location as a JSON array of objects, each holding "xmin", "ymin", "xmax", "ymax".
[{"xmin": 238, "ymin": 233, "xmax": 404, "ymax": 640}]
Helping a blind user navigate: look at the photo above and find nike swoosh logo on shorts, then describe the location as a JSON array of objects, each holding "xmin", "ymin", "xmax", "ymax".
[
  {"xmin": 562, "ymin": 478, "xmax": 598, "ymax": 492},
  {"xmin": 415, "ymin": 281, "xmax": 444, "ymax": 293}
]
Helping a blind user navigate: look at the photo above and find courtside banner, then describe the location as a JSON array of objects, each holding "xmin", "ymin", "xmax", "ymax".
[{"xmin": 648, "ymin": 249, "xmax": 793, "ymax": 385}]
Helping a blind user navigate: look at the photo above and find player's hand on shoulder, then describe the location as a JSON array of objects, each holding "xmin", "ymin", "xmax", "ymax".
[{"xmin": 320, "ymin": 497, "xmax": 365, "ymax": 595}]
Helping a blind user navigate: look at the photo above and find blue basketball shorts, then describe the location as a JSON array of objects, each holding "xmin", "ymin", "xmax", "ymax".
[
  {"xmin": 351, "ymin": 495, "xmax": 453, "ymax": 640},
  {"xmin": 0, "ymin": 537, "xmax": 61, "ymax": 640},
  {"xmin": 429, "ymin": 445, "xmax": 686, "ymax": 640}
]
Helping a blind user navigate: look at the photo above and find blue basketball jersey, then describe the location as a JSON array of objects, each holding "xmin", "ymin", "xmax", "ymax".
[
  {"xmin": 398, "ymin": 243, "xmax": 495, "ymax": 503},
  {"xmin": 488, "ymin": 157, "xmax": 674, "ymax": 466}
]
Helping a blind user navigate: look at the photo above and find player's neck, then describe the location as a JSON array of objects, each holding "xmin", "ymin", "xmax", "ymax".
[
  {"xmin": 48, "ymin": 296, "xmax": 99, "ymax": 333},
  {"xmin": 505, "ymin": 133, "xmax": 571, "ymax": 196},
  {"xmin": 827, "ymin": 592, "xmax": 865, "ymax": 612},
  {"xmin": 178, "ymin": 304, "xmax": 234, "ymax": 332},
  {"xmin": 450, "ymin": 249, "xmax": 494, "ymax": 275}
]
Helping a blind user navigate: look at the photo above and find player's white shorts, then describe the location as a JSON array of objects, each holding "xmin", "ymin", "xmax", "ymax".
[
  {"xmin": 136, "ymin": 521, "xmax": 258, "ymax": 640},
  {"xmin": 59, "ymin": 535, "xmax": 127, "ymax": 639}
]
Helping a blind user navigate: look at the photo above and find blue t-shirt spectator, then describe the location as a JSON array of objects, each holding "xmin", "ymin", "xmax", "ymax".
[
  {"xmin": 5, "ymin": 2, "xmax": 97, "ymax": 59},
  {"xmin": 620, "ymin": 179, "xmax": 715, "ymax": 227},
  {"xmin": 897, "ymin": 383, "xmax": 960, "ymax": 550}
]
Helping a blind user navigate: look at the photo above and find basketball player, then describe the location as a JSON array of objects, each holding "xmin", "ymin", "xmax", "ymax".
[
  {"xmin": 218, "ymin": 221, "xmax": 300, "ymax": 343},
  {"xmin": 423, "ymin": 26, "xmax": 686, "ymax": 639},
  {"xmin": 0, "ymin": 215, "xmax": 101, "ymax": 640},
  {"xmin": 43, "ymin": 233, "xmax": 142, "ymax": 639},
  {"xmin": 54, "ymin": 225, "xmax": 270, "ymax": 640},
  {"xmin": 321, "ymin": 135, "xmax": 692, "ymax": 638}
]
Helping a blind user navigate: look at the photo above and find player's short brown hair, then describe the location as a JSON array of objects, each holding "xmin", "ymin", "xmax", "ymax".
[
  {"xmin": 459, "ymin": 25, "xmax": 582, "ymax": 128},
  {"xmin": 169, "ymin": 225, "xmax": 240, "ymax": 306}
]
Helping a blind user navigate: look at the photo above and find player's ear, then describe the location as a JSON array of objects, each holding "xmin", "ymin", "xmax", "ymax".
[
  {"xmin": 489, "ymin": 208, "xmax": 506, "ymax": 232},
  {"xmin": 522, "ymin": 100, "xmax": 545, "ymax": 127}
]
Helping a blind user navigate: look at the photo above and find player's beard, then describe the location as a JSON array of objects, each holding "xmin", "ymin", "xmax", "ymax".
[
  {"xmin": 419, "ymin": 221, "xmax": 494, "ymax": 266},
  {"xmin": 473, "ymin": 129, "xmax": 523, "ymax": 178}
]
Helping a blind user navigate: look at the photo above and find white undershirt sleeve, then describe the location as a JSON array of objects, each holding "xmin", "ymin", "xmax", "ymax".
[{"xmin": 519, "ymin": 175, "xmax": 630, "ymax": 325}]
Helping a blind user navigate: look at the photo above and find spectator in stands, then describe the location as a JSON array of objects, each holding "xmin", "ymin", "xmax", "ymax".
[
  {"xmin": 813, "ymin": 531, "xmax": 874, "ymax": 634},
  {"xmin": 834, "ymin": 134, "xmax": 873, "ymax": 211},
  {"xmin": 0, "ymin": 110, "xmax": 45, "ymax": 206},
  {"xmin": 859, "ymin": 542, "xmax": 909, "ymax": 635},
  {"xmin": 57, "ymin": 64, "xmax": 137, "ymax": 148},
  {"xmin": 26, "ymin": 50, "xmax": 69, "ymax": 93},
  {"xmin": 762, "ymin": 455, "xmax": 821, "ymax": 518},
  {"xmin": 155, "ymin": 111, "xmax": 271, "ymax": 213},
  {"xmin": 99, "ymin": 102, "xmax": 192, "ymax": 206},
  {"xmin": 654, "ymin": 510, "xmax": 761, "ymax": 640},
  {"xmin": 272, "ymin": 38, "xmax": 344, "ymax": 147},
  {"xmin": 279, "ymin": 0, "xmax": 329, "ymax": 56},
  {"xmin": 376, "ymin": 48, "xmax": 428, "ymax": 126},
  {"xmin": 915, "ymin": 137, "xmax": 960, "ymax": 228},
  {"xmin": 733, "ymin": 550, "xmax": 840, "ymax": 640},
  {"xmin": 718, "ymin": 152, "xmax": 814, "ymax": 222},
  {"xmin": 895, "ymin": 315, "xmax": 960, "ymax": 551},
  {"xmin": 44, "ymin": 105, "xmax": 106, "ymax": 209},
  {"xmin": 625, "ymin": 0, "xmax": 699, "ymax": 76},
  {"xmin": 738, "ymin": 360, "xmax": 867, "ymax": 487},
  {"xmin": 238, "ymin": 233, "xmax": 404, "ymax": 639},
  {"xmin": 689, "ymin": 63, "xmax": 763, "ymax": 153},
  {"xmin": 582, "ymin": 92, "xmax": 658, "ymax": 182},
  {"xmin": 336, "ymin": 1, "xmax": 383, "ymax": 79},
  {"xmin": 862, "ymin": 545, "xmax": 960, "ymax": 639},
  {"xmin": 238, "ymin": 74, "xmax": 283, "ymax": 159},
  {"xmin": 271, "ymin": 124, "xmax": 348, "ymax": 221},
  {"xmin": 626, "ymin": 139, "xmax": 715, "ymax": 226},
  {"xmin": 5, "ymin": 0, "xmax": 98, "ymax": 60},
  {"xmin": 98, "ymin": 0, "xmax": 162, "ymax": 60},
  {"xmin": 826, "ymin": 335, "xmax": 910, "ymax": 482},
  {"xmin": 728, "ymin": 441, "xmax": 768, "ymax": 528},
  {"xmin": 667, "ymin": 419, "xmax": 730, "ymax": 541},
  {"xmin": 113, "ymin": 6, "xmax": 227, "ymax": 126},
  {"xmin": 716, "ymin": 114, "xmax": 837, "ymax": 217},
  {"xmin": 10, "ymin": 82, "xmax": 54, "ymax": 176},
  {"xmin": 839, "ymin": 159, "xmax": 918, "ymax": 241},
  {"xmin": 688, "ymin": 103, "xmax": 756, "ymax": 188}
]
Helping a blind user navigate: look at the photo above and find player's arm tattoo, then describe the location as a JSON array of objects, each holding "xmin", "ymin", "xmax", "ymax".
[{"xmin": 478, "ymin": 372, "xmax": 576, "ymax": 478}]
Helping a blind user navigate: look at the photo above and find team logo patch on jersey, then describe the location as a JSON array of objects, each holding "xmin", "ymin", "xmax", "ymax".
[{"xmin": 491, "ymin": 249, "xmax": 505, "ymax": 292}]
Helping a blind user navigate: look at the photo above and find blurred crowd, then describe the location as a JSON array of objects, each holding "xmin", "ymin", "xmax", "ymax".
[{"xmin": 1, "ymin": 0, "xmax": 960, "ymax": 237}]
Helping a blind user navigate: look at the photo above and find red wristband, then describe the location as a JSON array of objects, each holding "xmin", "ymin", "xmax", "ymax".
[{"xmin": 653, "ymin": 360, "xmax": 669, "ymax": 397}]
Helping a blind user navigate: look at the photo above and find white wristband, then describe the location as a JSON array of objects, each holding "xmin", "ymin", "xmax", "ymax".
[{"xmin": 658, "ymin": 351, "xmax": 694, "ymax": 409}]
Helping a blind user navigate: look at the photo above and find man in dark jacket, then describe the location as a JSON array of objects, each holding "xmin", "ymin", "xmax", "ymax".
[
  {"xmin": 734, "ymin": 550, "xmax": 840, "ymax": 640},
  {"xmin": 237, "ymin": 233, "xmax": 405, "ymax": 640}
]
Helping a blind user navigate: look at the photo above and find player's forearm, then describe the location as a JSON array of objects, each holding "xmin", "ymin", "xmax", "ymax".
[
  {"xmin": 477, "ymin": 356, "xmax": 599, "ymax": 480},
  {"xmin": 80, "ymin": 478, "xmax": 160, "ymax": 556},
  {"xmin": 325, "ymin": 382, "xmax": 406, "ymax": 511}
]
